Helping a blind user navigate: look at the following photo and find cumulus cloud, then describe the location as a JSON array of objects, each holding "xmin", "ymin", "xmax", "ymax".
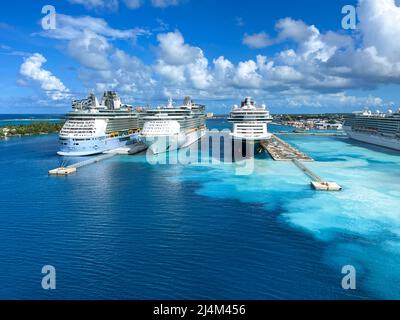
[
  {"xmin": 19, "ymin": 53, "xmax": 70, "ymax": 100},
  {"xmin": 358, "ymin": 0, "xmax": 400, "ymax": 62},
  {"xmin": 237, "ymin": 0, "xmax": 400, "ymax": 95},
  {"xmin": 35, "ymin": 0, "xmax": 400, "ymax": 110},
  {"xmin": 67, "ymin": 30, "xmax": 111, "ymax": 70},
  {"xmin": 40, "ymin": 14, "xmax": 149, "ymax": 43},
  {"xmin": 242, "ymin": 32, "xmax": 272, "ymax": 49},
  {"xmin": 155, "ymin": 31, "xmax": 213, "ymax": 90},
  {"xmin": 38, "ymin": 13, "xmax": 151, "ymax": 82},
  {"xmin": 156, "ymin": 31, "xmax": 202, "ymax": 65}
]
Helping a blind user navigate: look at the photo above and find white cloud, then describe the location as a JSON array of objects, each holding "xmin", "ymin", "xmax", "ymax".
[
  {"xmin": 34, "ymin": 0, "xmax": 400, "ymax": 110},
  {"xmin": 67, "ymin": 30, "xmax": 111, "ymax": 70},
  {"xmin": 155, "ymin": 61, "xmax": 185, "ymax": 83},
  {"xmin": 358, "ymin": 0, "xmax": 400, "ymax": 63},
  {"xmin": 213, "ymin": 56, "xmax": 234, "ymax": 80},
  {"xmin": 156, "ymin": 31, "xmax": 202, "ymax": 65},
  {"xmin": 19, "ymin": 53, "xmax": 70, "ymax": 100},
  {"xmin": 40, "ymin": 14, "xmax": 140, "ymax": 75},
  {"xmin": 242, "ymin": 32, "xmax": 272, "ymax": 49},
  {"xmin": 155, "ymin": 31, "xmax": 213, "ymax": 89},
  {"xmin": 275, "ymin": 18, "xmax": 312, "ymax": 43},
  {"xmin": 41, "ymin": 14, "xmax": 149, "ymax": 43},
  {"xmin": 234, "ymin": 60, "xmax": 263, "ymax": 88}
]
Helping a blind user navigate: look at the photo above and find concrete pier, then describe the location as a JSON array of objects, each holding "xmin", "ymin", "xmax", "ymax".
[
  {"xmin": 49, "ymin": 143, "xmax": 147, "ymax": 176},
  {"xmin": 261, "ymin": 135, "xmax": 313, "ymax": 161},
  {"xmin": 48, "ymin": 167, "xmax": 77, "ymax": 176},
  {"xmin": 292, "ymin": 158, "xmax": 342, "ymax": 191},
  {"xmin": 261, "ymin": 135, "xmax": 342, "ymax": 191},
  {"xmin": 49, "ymin": 153, "xmax": 116, "ymax": 176}
]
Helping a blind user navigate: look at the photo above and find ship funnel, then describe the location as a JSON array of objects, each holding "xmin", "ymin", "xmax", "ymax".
[{"xmin": 183, "ymin": 96, "xmax": 193, "ymax": 107}]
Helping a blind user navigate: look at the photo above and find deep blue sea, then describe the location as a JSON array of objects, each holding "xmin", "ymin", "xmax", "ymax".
[{"xmin": 1, "ymin": 118, "xmax": 400, "ymax": 299}]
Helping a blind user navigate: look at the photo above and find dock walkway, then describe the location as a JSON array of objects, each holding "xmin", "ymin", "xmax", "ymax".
[
  {"xmin": 292, "ymin": 159, "xmax": 322, "ymax": 182},
  {"xmin": 48, "ymin": 143, "xmax": 148, "ymax": 176},
  {"xmin": 48, "ymin": 153, "xmax": 116, "ymax": 176},
  {"xmin": 68, "ymin": 153, "xmax": 116, "ymax": 169}
]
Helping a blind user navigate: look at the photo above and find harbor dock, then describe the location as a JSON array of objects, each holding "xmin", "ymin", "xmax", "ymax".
[
  {"xmin": 49, "ymin": 143, "xmax": 147, "ymax": 176},
  {"xmin": 261, "ymin": 135, "xmax": 342, "ymax": 191},
  {"xmin": 261, "ymin": 135, "xmax": 313, "ymax": 161},
  {"xmin": 292, "ymin": 159, "xmax": 342, "ymax": 191},
  {"xmin": 49, "ymin": 153, "xmax": 116, "ymax": 176},
  {"xmin": 48, "ymin": 167, "xmax": 77, "ymax": 176}
]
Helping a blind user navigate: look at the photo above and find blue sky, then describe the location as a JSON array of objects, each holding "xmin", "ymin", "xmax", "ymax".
[{"xmin": 0, "ymin": 0, "xmax": 399, "ymax": 114}]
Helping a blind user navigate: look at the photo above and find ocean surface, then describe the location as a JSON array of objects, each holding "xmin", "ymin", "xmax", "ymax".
[{"xmin": 0, "ymin": 118, "xmax": 400, "ymax": 299}]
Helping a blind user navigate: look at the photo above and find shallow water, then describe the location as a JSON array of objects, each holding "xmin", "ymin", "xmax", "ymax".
[{"xmin": 0, "ymin": 120, "xmax": 399, "ymax": 299}]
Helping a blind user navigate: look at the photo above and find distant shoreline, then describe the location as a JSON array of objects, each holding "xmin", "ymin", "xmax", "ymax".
[
  {"xmin": 0, "ymin": 122, "xmax": 64, "ymax": 139},
  {"xmin": 0, "ymin": 118, "xmax": 63, "ymax": 122}
]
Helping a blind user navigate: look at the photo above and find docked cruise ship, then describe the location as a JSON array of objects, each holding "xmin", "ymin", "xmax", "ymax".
[
  {"xmin": 343, "ymin": 108, "xmax": 400, "ymax": 151},
  {"xmin": 228, "ymin": 97, "xmax": 273, "ymax": 157},
  {"xmin": 140, "ymin": 97, "xmax": 206, "ymax": 154},
  {"xmin": 58, "ymin": 91, "xmax": 146, "ymax": 156}
]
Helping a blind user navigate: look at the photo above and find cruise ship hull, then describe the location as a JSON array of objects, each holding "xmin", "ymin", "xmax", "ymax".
[
  {"xmin": 344, "ymin": 127, "xmax": 400, "ymax": 151},
  {"xmin": 58, "ymin": 133, "xmax": 141, "ymax": 156},
  {"xmin": 231, "ymin": 135, "xmax": 271, "ymax": 160},
  {"xmin": 142, "ymin": 128, "xmax": 206, "ymax": 154}
]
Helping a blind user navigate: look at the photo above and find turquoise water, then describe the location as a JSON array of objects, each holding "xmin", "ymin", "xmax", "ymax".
[{"xmin": 0, "ymin": 119, "xmax": 399, "ymax": 299}]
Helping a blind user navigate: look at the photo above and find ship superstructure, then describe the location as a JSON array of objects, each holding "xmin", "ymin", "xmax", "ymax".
[
  {"xmin": 58, "ymin": 91, "xmax": 145, "ymax": 156},
  {"xmin": 140, "ymin": 97, "xmax": 206, "ymax": 154},
  {"xmin": 343, "ymin": 108, "xmax": 400, "ymax": 151},
  {"xmin": 228, "ymin": 97, "xmax": 273, "ymax": 156}
]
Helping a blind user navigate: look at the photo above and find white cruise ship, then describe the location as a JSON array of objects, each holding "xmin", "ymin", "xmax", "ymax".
[
  {"xmin": 140, "ymin": 97, "xmax": 206, "ymax": 154},
  {"xmin": 228, "ymin": 97, "xmax": 273, "ymax": 156},
  {"xmin": 343, "ymin": 108, "xmax": 400, "ymax": 151},
  {"xmin": 58, "ymin": 91, "xmax": 146, "ymax": 156}
]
